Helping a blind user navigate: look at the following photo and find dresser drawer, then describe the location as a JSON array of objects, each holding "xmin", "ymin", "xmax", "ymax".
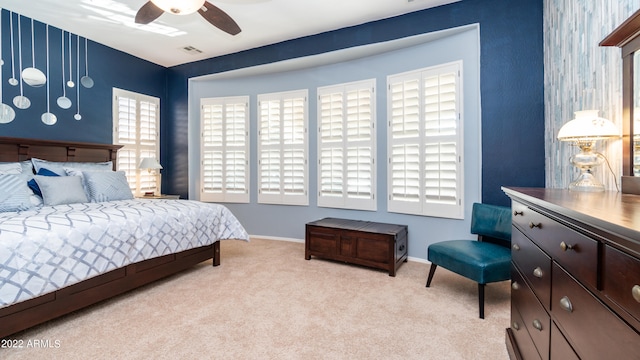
[
  {"xmin": 603, "ymin": 245, "xmax": 640, "ymax": 329},
  {"xmin": 512, "ymin": 202, "xmax": 598, "ymax": 289},
  {"xmin": 511, "ymin": 265, "xmax": 550, "ymax": 360},
  {"xmin": 551, "ymin": 262, "xmax": 639, "ymax": 359},
  {"xmin": 511, "ymin": 302, "xmax": 543, "ymax": 360},
  {"xmin": 550, "ymin": 322, "xmax": 579, "ymax": 360},
  {"xmin": 512, "ymin": 228, "xmax": 551, "ymax": 310}
]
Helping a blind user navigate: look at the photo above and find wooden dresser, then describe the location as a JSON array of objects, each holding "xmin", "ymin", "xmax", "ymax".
[
  {"xmin": 502, "ymin": 187, "xmax": 640, "ymax": 359},
  {"xmin": 305, "ymin": 218, "xmax": 408, "ymax": 276}
]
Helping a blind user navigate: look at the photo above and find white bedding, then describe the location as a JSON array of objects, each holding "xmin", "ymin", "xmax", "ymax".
[{"xmin": 0, "ymin": 199, "xmax": 249, "ymax": 308}]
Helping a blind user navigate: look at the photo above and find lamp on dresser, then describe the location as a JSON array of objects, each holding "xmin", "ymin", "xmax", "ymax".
[{"xmin": 557, "ymin": 110, "xmax": 619, "ymax": 192}]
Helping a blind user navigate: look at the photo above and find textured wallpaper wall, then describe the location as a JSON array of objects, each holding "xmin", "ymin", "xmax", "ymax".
[{"xmin": 545, "ymin": 0, "xmax": 640, "ymax": 190}]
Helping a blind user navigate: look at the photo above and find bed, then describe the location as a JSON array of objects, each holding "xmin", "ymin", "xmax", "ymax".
[{"xmin": 0, "ymin": 137, "xmax": 249, "ymax": 339}]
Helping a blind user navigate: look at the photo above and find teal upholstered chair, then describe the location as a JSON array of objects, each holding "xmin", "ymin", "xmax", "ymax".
[{"xmin": 426, "ymin": 202, "xmax": 512, "ymax": 319}]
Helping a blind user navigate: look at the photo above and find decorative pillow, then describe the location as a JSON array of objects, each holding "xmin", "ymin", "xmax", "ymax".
[
  {"xmin": 34, "ymin": 175, "xmax": 89, "ymax": 206},
  {"xmin": 31, "ymin": 158, "xmax": 112, "ymax": 176},
  {"xmin": 0, "ymin": 174, "xmax": 34, "ymax": 212},
  {"xmin": 28, "ymin": 168, "xmax": 60, "ymax": 197},
  {"xmin": 83, "ymin": 170, "xmax": 133, "ymax": 202},
  {"xmin": 0, "ymin": 162, "xmax": 22, "ymax": 175}
]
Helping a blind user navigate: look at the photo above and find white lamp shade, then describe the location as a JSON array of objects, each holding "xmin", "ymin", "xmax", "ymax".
[
  {"xmin": 151, "ymin": 0, "xmax": 205, "ymax": 15},
  {"xmin": 557, "ymin": 110, "xmax": 619, "ymax": 142},
  {"xmin": 139, "ymin": 157, "xmax": 163, "ymax": 170}
]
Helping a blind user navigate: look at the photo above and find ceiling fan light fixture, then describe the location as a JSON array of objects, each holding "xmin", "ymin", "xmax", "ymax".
[{"xmin": 150, "ymin": 0, "xmax": 206, "ymax": 15}]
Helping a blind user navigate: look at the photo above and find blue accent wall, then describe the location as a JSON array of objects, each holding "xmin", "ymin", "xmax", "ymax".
[
  {"xmin": 0, "ymin": 11, "xmax": 167, "ymax": 144},
  {"xmin": 166, "ymin": 0, "xmax": 545, "ymax": 207}
]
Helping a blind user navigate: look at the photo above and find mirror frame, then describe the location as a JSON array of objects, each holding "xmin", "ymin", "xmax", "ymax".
[{"xmin": 601, "ymin": 9, "xmax": 640, "ymax": 194}]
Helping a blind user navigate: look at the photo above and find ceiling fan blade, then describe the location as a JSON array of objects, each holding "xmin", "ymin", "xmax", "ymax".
[
  {"xmin": 135, "ymin": 1, "xmax": 165, "ymax": 24},
  {"xmin": 198, "ymin": 1, "xmax": 241, "ymax": 35}
]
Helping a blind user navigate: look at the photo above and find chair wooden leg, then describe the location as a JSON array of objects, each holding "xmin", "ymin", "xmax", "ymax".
[
  {"xmin": 478, "ymin": 283, "xmax": 485, "ymax": 319},
  {"xmin": 426, "ymin": 263, "xmax": 438, "ymax": 287}
]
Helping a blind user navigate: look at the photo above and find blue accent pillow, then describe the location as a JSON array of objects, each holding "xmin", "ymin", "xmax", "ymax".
[
  {"xmin": 34, "ymin": 175, "xmax": 89, "ymax": 206},
  {"xmin": 83, "ymin": 170, "xmax": 134, "ymax": 202},
  {"xmin": 27, "ymin": 168, "xmax": 60, "ymax": 197},
  {"xmin": 0, "ymin": 174, "xmax": 34, "ymax": 212}
]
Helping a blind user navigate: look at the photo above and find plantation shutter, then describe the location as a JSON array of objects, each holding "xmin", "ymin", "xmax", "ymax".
[
  {"xmin": 200, "ymin": 97, "xmax": 249, "ymax": 203},
  {"xmin": 257, "ymin": 90, "xmax": 308, "ymax": 205},
  {"xmin": 113, "ymin": 88, "xmax": 160, "ymax": 196},
  {"xmin": 317, "ymin": 79, "xmax": 376, "ymax": 211},
  {"xmin": 387, "ymin": 61, "xmax": 463, "ymax": 219}
]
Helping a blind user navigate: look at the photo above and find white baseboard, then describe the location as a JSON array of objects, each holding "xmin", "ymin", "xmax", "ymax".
[
  {"xmin": 249, "ymin": 235, "xmax": 304, "ymax": 243},
  {"xmin": 249, "ymin": 234, "xmax": 429, "ymax": 263}
]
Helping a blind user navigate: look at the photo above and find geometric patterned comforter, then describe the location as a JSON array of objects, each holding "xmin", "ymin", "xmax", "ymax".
[{"xmin": 0, "ymin": 199, "xmax": 249, "ymax": 308}]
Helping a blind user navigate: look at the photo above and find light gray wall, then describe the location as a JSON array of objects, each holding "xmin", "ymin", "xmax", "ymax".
[{"xmin": 187, "ymin": 25, "xmax": 481, "ymax": 261}]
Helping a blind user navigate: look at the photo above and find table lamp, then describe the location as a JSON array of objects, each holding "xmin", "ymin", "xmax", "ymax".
[
  {"xmin": 557, "ymin": 110, "xmax": 619, "ymax": 192},
  {"xmin": 138, "ymin": 157, "xmax": 163, "ymax": 196}
]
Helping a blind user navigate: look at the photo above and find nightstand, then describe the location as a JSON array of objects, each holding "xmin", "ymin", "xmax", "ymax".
[{"xmin": 138, "ymin": 194, "xmax": 180, "ymax": 199}]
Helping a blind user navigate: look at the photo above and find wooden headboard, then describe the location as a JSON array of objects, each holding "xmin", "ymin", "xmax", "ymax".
[{"xmin": 0, "ymin": 137, "xmax": 122, "ymax": 170}]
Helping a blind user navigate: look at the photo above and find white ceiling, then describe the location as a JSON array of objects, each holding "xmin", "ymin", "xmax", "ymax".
[{"xmin": 0, "ymin": 0, "xmax": 459, "ymax": 67}]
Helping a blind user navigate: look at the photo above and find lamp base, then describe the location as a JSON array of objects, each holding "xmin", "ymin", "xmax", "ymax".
[{"xmin": 568, "ymin": 172, "xmax": 605, "ymax": 192}]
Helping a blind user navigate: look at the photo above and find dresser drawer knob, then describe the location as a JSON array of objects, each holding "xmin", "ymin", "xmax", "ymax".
[
  {"xmin": 512, "ymin": 281, "xmax": 520, "ymax": 290},
  {"xmin": 512, "ymin": 244, "xmax": 520, "ymax": 251},
  {"xmin": 560, "ymin": 241, "xmax": 574, "ymax": 251},
  {"xmin": 513, "ymin": 210, "xmax": 523, "ymax": 216},
  {"xmin": 533, "ymin": 267, "xmax": 544, "ymax": 278},
  {"xmin": 512, "ymin": 321, "xmax": 520, "ymax": 330},
  {"xmin": 529, "ymin": 222, "xmax": 542, "ymax": 229},
  {"xmin": 532, "ymin": 319, "xmax": 543, "ymax": 331},
  {"xmin": 632, "ymin": 285, "xmax": 640, "ymax": 303},
  {"xmin": 560, "ymin": 296, "xmax": 573, "ymax": 313}
]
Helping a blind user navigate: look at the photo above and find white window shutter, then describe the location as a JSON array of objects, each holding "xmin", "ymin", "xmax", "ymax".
[
  {"xmin": 200, "ymin": 97, "xmax": 250, "ymax": 203},
  {"xmin": 318, "ymin": 80, "xmax": 376, "ymax": 211},
  {"xmin": 113, "ymin": 88, "xmax": 160, "ymax": 196},
  {"xmin": 387, "ymin": 61, "xmax": 463, "ymax": 219},
  {"xmin": 257, "ymin": 90, "xmax": 308, "ymax": 205}
]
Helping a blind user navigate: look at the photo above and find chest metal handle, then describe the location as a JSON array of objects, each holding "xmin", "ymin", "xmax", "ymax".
[{"xmin": 529, "ymin": 222, "xmax": 542, "ymax": 229}]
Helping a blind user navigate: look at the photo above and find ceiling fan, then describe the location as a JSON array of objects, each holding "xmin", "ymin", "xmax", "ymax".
[{"xmin": 135, "ymin": 0, "xmax": 241, "ymax": 35}]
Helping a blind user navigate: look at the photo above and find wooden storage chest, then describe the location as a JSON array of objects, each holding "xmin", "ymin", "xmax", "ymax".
[{"xmin": 305, "ymin": 218, "xmax": 408, "ymax": 276}]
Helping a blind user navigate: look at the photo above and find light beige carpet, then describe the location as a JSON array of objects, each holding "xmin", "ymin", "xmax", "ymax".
[{"xmin": 2, "ymin": 238, "xmax": 511, "ymax": 360}]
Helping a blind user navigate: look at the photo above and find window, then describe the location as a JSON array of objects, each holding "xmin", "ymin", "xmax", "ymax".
[
  {"xmin": 387, "ymin": 61, "xmax": 463, "ymax": 219},
  {"xmin": 112, "ymin": 88, "xmax": 160, "ymax": 197},
  {"xmin": 200, "ymin": 96, "xmax": 249, "ymax": 203},
  {"xmin": 257, "ymin": 90, "xmax": 308, "ymax": 205},
  {"xmin": 317, "ymin": 79, "xmax": 376, "ymax": 211}
]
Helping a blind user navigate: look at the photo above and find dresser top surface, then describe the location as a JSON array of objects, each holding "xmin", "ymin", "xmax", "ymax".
[{"xmin": 503, "ymin": 187, "xmax": 640, "ymax": 247}]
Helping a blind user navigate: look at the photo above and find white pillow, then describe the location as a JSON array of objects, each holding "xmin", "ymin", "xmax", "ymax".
[
  {"xmin": 31, "ymin": 158, "xmax": 112, "ymax": 176},
  {"xmin": 34, "ymin": 175, "xmax": 89, "ymax": 206},
  {"xmin": 82, "ymin": 170, "xmax": 134, "ymax": 202},
  {"xmin": 0, "ymin": 163, "xmax": 22, "ymax": 175},
  {"xmin": 0, "ymin": 160, "xmax": 33, "ymax": 175},
  {"xmin": 0, "ymin": 174, "xmax": 34, "ymax": 212}
]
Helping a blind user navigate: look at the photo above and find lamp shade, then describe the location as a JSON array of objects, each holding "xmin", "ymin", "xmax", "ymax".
[
  {"xmin": 139, "ymin": 157, "xmax": 163, "ymax": 170},
  {"xmin": 557, "ymin": 110, "xmax": 619, "ymax": 142},
  {"xmin": 151, "ymin": 0, "xmax": 205, "ymax": 15}
]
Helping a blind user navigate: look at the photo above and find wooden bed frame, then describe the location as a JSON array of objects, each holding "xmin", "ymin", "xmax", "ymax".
[{"xmin": 0, "ymin": 137, "xmax": 220, "ymax": 339}]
